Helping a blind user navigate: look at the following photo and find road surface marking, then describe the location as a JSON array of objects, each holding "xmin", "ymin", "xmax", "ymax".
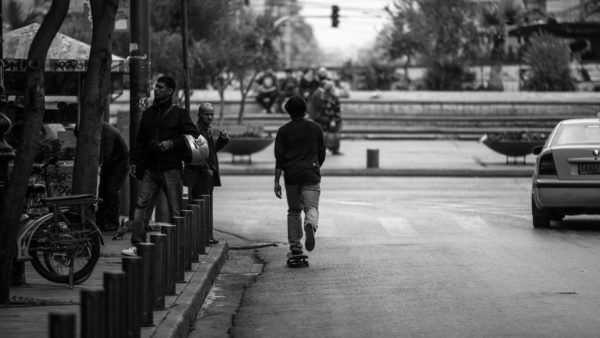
[{"xmin": 378, "ymin": 217, "xmax": 418, "ymax": 236}]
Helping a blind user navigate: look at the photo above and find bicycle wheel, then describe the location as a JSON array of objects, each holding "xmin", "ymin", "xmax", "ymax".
[{"xmin": 29, "ymin": 210, "xmax": 101, "ymax": 284}]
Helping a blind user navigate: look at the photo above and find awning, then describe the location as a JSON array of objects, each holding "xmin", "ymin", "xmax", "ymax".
[{"xmin": 3, "ymin": 23, "xmax": 128, "ymax": 73}]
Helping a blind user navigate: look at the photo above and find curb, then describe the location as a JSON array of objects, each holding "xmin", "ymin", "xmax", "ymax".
[
  {"xmin": 146, "ymin": 242, "xmax": 229, "ymax": 338},
  {"xmin": 221, "ymin": 168, "xmax": 534, "ymax": 178}
]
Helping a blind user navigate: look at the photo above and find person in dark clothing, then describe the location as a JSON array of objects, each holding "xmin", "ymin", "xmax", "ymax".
[
  {"xmin": 274, "ymin": 95, "xmax": 326, "ymax": 256},
  {"xmin": 299, "ymin": 68, "xmax": 319, "ymax": 101},
  {"xmin": 308, "ymin": 80, "xmax": 343, "ymax": 155},
  {"xmin": 183, "ymin": 103, "xmax": 229, "ymax": 244},
  {"xmin": 122, "ymin": 75, "xmax": 199, "ymax": 256},
  {"xmin": 255, "ymin": 69, "xmax": 279, "ymax": 114},
  {"xmin": 277, "ymin": 68, "xmax": 299, "ymax": 113},
  {"xmin": 96, "ymin": 122, "xmax": 129, "ymax": 231}
]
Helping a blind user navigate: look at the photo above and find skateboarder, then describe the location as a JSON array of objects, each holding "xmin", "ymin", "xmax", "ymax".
[{"xmin": 274, "ymin": 95, "xmax": 326, "ymax": 259}]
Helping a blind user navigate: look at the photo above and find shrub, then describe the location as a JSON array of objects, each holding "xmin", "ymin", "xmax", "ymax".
[{"xmin": 522, "ymin": 33, "xmax": 575, "ymax": 91}]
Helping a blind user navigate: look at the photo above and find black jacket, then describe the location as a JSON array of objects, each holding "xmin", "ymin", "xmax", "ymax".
[
  {"xmin": 275, "ymin": 118, "xmax": 326, "ymax": 185},
  {"xmin": 131, "ymin": 98, "xmax": 199, "ymax": 173}
]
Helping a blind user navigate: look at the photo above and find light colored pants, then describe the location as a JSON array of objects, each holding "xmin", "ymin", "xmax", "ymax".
[
  {"xmin": 131, "ymin": 169, "xmax": 183, "ymax": 244},
  {"xmin": 285, "ymin": 182, "xmax": 320, "ymax": 252}
]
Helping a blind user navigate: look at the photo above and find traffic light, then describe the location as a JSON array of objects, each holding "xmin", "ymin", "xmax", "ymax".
[{"xmin": 331, "ymin": 5, "xmax": 340, "ymax": 28}]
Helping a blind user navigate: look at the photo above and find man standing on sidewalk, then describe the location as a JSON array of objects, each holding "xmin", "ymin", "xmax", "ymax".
[
  {"xmin": 122, "ymin": 75, "xmax": 199, "ymax": 256},
  {"xmin": 184, "ymin": 103, "xmax": 229, "ymax": 244},
  {"xmin": 274, "ymin": 95, "xmax": 326, "ymax": 256}
]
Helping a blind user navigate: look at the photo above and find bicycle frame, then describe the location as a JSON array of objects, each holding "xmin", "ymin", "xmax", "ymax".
[{"xmin": 17, "ymin": 198, "xmax": 104, "ymax": 262}]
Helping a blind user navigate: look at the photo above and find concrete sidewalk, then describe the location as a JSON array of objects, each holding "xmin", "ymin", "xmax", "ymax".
[
  {"xmin": 220, "ymin": 139, "xmax": 537, "ymax": 177},
  {"xmin": 0, "ymin": 232, "xmax": 229, "ymax": 338}
]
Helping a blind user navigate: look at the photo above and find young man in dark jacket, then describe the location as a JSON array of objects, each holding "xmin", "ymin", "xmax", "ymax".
[
  {"xmin": 123, "ymin": 75, "xmax": 199, "ymax": 256},
  {"xmin": 274, "ymin": 95, "xmax": 326, "ymax": 256}
]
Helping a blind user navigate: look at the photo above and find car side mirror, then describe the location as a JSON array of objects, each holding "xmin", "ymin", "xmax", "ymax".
[{"xmin": 532, "ymin": 146, "xmax": 542, "ymax": 155}]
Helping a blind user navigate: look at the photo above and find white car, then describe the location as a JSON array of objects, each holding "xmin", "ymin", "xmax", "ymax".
[{"xmin": 531, "ymin": 117, "xmax": 600, "ymax": 228}]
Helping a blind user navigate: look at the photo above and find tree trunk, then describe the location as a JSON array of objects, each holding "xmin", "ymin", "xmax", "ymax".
[
  {"xmin": 0, "ymin": 0, "xmax": 70, "ymax": 304},
  {"xmin": 71, "ymin": 0, "xmax": 119, "ymax": 194},
  {"xmin": 237, "ymin": 72, "xmax": 259, "ymax": 125}
]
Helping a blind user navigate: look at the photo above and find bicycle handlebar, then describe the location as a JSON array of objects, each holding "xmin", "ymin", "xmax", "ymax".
[{"xmin": 31, "ymin": 157, "xmax": 60, "ymax": 175}]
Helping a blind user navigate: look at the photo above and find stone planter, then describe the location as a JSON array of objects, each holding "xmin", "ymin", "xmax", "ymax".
[
  {"xmin": 221, "ymin": 137, "xmax": 274, "ymax": 163},
  {"xmin": 480, "ymin": 134, "xmax": 546, "ymax": 164}
]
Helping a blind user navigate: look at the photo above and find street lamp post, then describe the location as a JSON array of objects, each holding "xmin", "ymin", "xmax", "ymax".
[{"xmin": 128, "ymin": 0, "xmax": 151, "ymax": 218}]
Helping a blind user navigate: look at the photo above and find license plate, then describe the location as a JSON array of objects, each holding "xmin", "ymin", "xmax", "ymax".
[{"xmin": 578, "ymin": 163, "xmax": 600, "ymax": 175}]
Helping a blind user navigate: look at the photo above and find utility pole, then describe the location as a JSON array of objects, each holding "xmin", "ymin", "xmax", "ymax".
[{"xmin": 128, "ymin": 0, "xmax": 151, "ymax": 218}]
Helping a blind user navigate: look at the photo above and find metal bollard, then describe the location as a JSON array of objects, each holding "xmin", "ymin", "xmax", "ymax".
[
  {"xmin": 161, "ymin": 224, "xmax": 177, "ymax": 295},
  {"xmin": 367, "ymin": 148, "xmax": 379, "ymax": 168},
  {"xmin": 181, "ymin": 197, "xmax": 189, "ymax": 211},
  {"xmin": 200, "ymin": 194, "xmax": 211, "ymax": 245},
  {"xmin": 48, "ymin": 311, "xmax": 76, "ymax": 338},
  {"xmin": 192, "ymin": 199, "xmax": 206, "ymax": 254},
  {"xmin": 122, "ymin": 256, "xmax": 141, "ymax": 338},
  {"xmin": 188, "ymin": 202, "xmax": 200, "ymax": 260},
  {"xmin": 81, "ymin": 288, "xmax": 105, "ymax": 338},
  {"xmin": 136, "ymin": 242, "xmax": 156, "ymax": 326},
  {"xmin": 103, "ymin": 271, "xmax": 127, "ymax": 338},
  {"xmin": 181, "ymin": 209, "xmax": 193, "ymax": 271},
  {"xmin": 150, "ymin": 233, "xmax": 167, "ymax": 309},
  {"xmin": 171, "ymin": 216, "xmax": 186, "ymax": 282}
]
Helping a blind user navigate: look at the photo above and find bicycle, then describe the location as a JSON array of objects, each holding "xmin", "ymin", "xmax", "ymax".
[{"xmin": 15, "ymin": 157, "xmax": 103, "ymax": 286}]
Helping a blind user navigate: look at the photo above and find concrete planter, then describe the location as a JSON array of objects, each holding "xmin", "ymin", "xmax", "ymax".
[
  {"xmin": 221, "ymin": 137, "xmax": 273, "ymax": 163},
  {"xmin": 480, "ymin": 133, "xmax": 546, "ymax": 164}
]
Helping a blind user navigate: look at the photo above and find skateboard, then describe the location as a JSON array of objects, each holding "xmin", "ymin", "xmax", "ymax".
[{"xmin": 286, "ymin": 253, "xmax": 309, "ymax": 268}]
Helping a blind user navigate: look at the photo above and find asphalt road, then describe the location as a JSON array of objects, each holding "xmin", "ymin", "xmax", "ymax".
[{"xmin": 194, "ymin": 176, "xmax": 600, "ymax": 337}]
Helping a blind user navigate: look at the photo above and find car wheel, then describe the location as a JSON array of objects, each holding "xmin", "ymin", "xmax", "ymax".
[{"xmin": 532, "ymin": 196, "xmax": 550, "ymax": 228}]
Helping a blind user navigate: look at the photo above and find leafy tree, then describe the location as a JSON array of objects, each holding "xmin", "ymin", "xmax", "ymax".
[
  {"xmin": 151, "ymin": 0, "xmax": 237, "ymax": 42},
  {"xmin": 381, "ymin": 0, "xmax": 424, "ymax": 85},
  {"xmin": 416, "ymin": 0, "xmax": 480, "ymax": 90},
  {"xmin": 231, "ymin": 12, "xmax": 281, "ymax": 123},
  {"xmin": 522, "ymin": 33, "xmax": 575, "ymax": 91},
  {"xmin": 191, "ymin": 19, "xmax": 238, "ymax": 120},
  {"xmin": 383, "ymin": 0, "xmax": 480, "ymax": 90}
]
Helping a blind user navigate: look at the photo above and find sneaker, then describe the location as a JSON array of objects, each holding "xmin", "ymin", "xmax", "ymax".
[
  {"xmin": 304, "ymin": 223, "xmax": 315, "ymax": 252},
  {"xmin": 288, "ymin": 249, "xmax": 304, "ymax": 258},
  {"xmin": 121, "ymin": 247, "xmax": 137, "ymax": 256}
]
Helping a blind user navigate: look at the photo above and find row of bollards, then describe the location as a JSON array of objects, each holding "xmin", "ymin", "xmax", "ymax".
[{"xmin": 48, "ymin": 194, "xmax": 214, "ymax": 338}]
